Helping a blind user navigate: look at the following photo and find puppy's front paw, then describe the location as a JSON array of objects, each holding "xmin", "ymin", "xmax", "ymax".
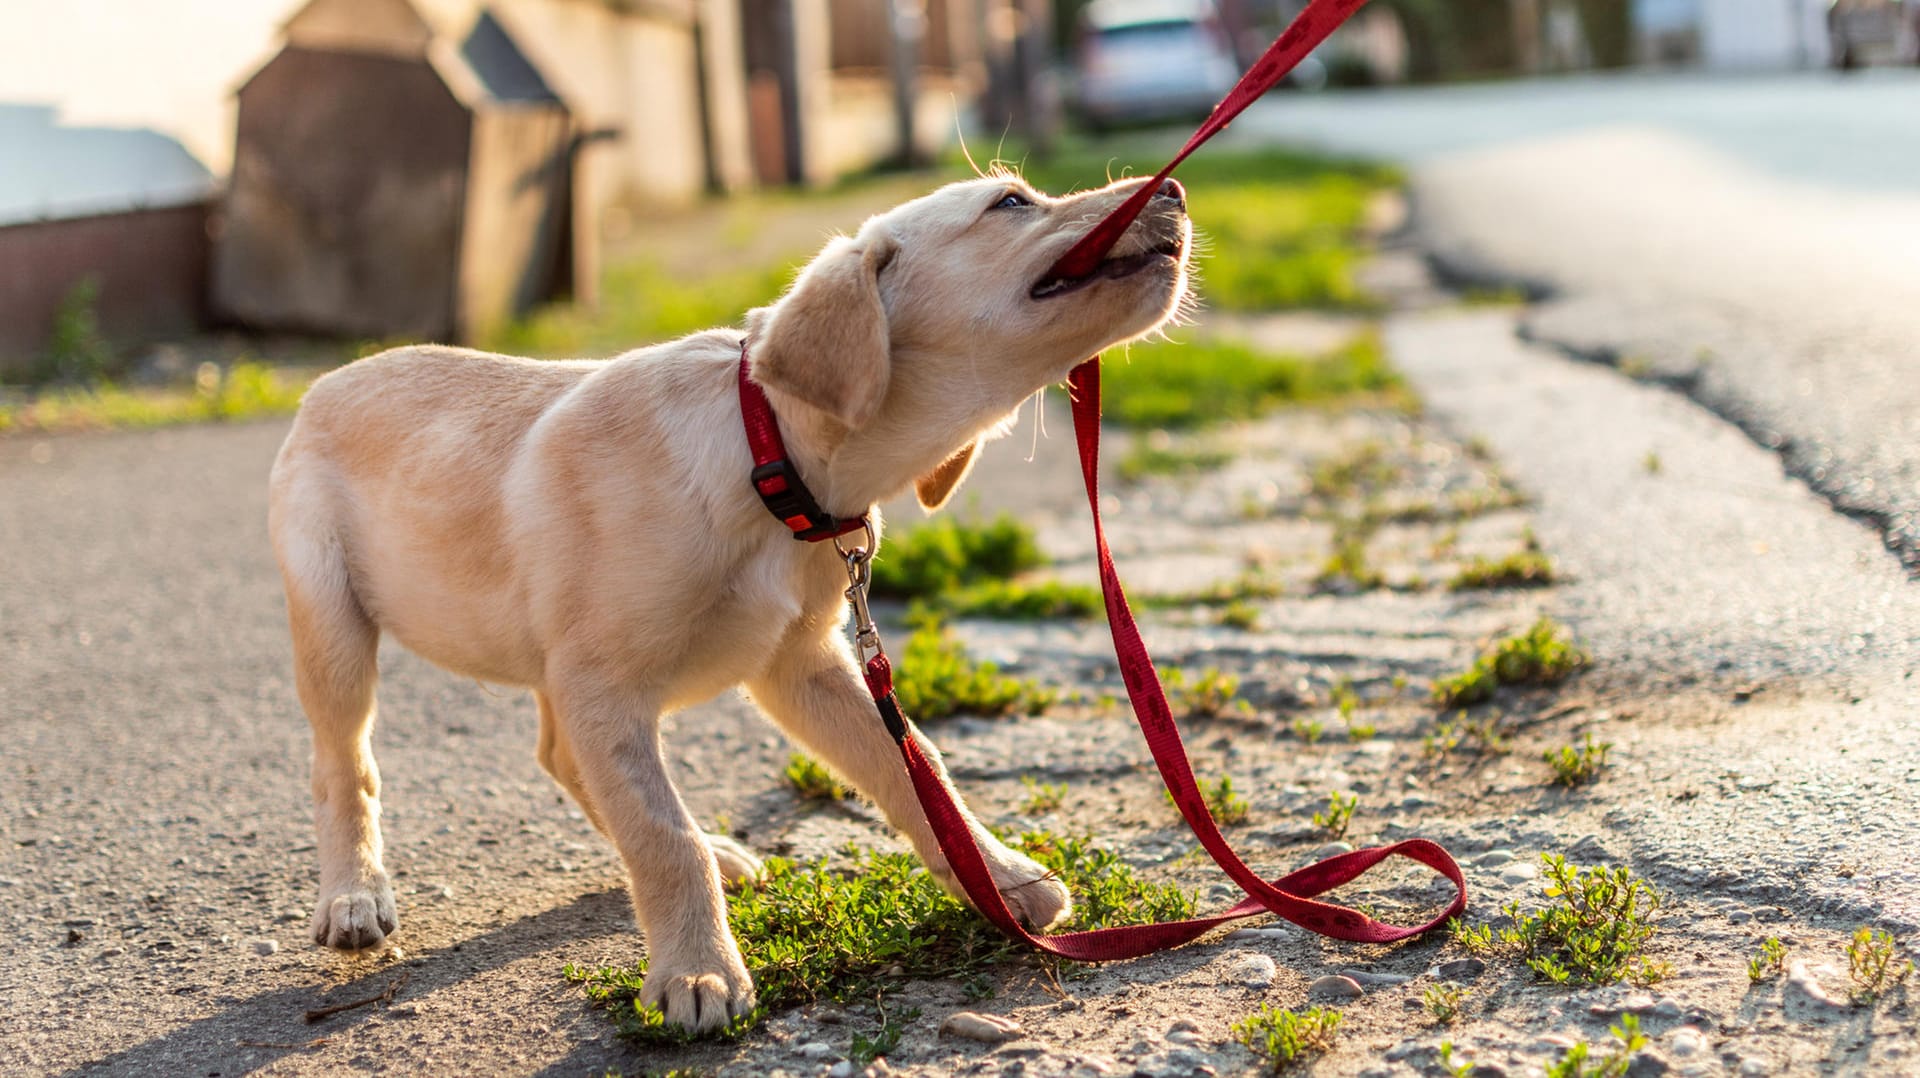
[
  {"xmin": 312, "ymin": 878, "xmax": 397, "ymax": 949},
  {"xmin": 643, "ymin": 947, "xmax": 757, "ymax": 1032},
  {"xmin": 928, "ymin": 844, "xmax": 1074, "ymax": 931},
  {"xmin": 991, "ymin": 849, "xmax": 1073, "ymax": 931},
  {"xmin": 704, "ymin": 832, "xmax": 764, "ymax": 888}
]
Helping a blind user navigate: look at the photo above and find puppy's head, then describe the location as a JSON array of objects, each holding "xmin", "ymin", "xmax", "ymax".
[{"xmin": 748, "ymin": 174, "xmax": 1191, "ymax": 510}]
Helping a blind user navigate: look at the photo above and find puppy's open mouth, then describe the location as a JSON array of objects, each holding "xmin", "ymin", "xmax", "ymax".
[{"xmin": 1030, "ymin": 239, "xmax": 1183, "ymax": 300}]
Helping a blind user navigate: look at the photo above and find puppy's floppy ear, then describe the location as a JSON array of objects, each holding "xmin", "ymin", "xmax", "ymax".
[
  {"xmin": 751, "ymin": 234, "xmax": 897, "ymax": 429},
  {"xmin": 914, "ymin": 441, "xmax": 979, "ymax": 513}
]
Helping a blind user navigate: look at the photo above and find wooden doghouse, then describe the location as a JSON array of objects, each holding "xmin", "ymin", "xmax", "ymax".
[{"xmin": 213, "ymin": 0, "xmax": 586, "ymax": 343}]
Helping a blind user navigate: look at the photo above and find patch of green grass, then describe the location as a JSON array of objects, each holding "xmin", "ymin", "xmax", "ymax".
[
  {"xmin": 1217, "ymin": 599, "xmax": 1261, "ymax": 631},
  {"xmin": 919, "ymin": 579, "xmax": 1102, "ymax": 621},
  {"xmin": 1159, "ymin": 665, "xmax": 1240, "ymax": 718},
  {"xmin": 891, "ymin": 617, "xmax": 1055, "ymax": 720},
  {"xmin": 784, "ymin": 754, "xmax": 850, "ymax": 801},
  {"xmin": 1232, "ymin": 1004, "xmax": 1343, "ymax": 1072},
  {"xmin": 1423, "ymin": 714, "xmax": 1511, "ymax": 760},
  {"xmin": 1291, "ymin": 717, "xmax": 1327, "ymax": 744},
  {"xmin": 1545, "ymin": 1015, "xmax": 1648, "ymax": 1078},
  {"xmin": 1642, "ymin": 450, "xmax": 1663, "ymax": 475},
  {"xmin": 570, "ymin": 831, "xmax": 1191, "ymax": 1040},
  {"xmin": 1847, "ymin": 927, "xmax": 1913, "ymax": 1002},
  {"xmin": 1436, "ymin": 1041, "xmax": 1474, "ymax": 1078},
  {"xmin": 1309, "ymin": 441, "xmax": 1402, "ymax": 502},
  {"xmin": 1167, "ymin": 775, "xmax": 1249, "ymax": 825},
  {"xmin": 869, "ymin": 515, "xmax": 1045, "ymax": 599},
  {"xmin": 1448, "ymin": 549, "xmax": 1555, "ymax": 591},
  {"xmin": 1140, "ymin": 571, "xmax": 1282, "ymax": 609},
  {"xmin": 1019, "ymin": 775, "xmax": 1067, "ymax": 814},
  {"xmin": 1312, "ymin": 790, "xmax": 1357, "ymax": 839},
  {"xmin": 1101, "ymin": 332, "xmax": 1406, "ymax": 431},
  {"xmin": 1117, "ymin": 435, "xmax": 1234, "ymax": 482},
  {"xmin": 1, "ymin": 361, "xmax": 308, "ymax": 435},
  {"xmin": 489, "ymin": 258, "xmax": 797, "ymax": 357},
  {"xmin": 1748, "ymin": 937, "xmax": 1786, "ymax": 983},
  {"xmin": 36, "ymin": 277, "xmax": 115, "ymax": 385},
  {"xmin": 1477, "ymin": 855, "xmax": 1666, "ymax": 987},
  {"xmin": 1314, "ymin": 527, "xmax": 1384, "ymax": 592},
  {"xmin": 1431, "ymin": 618, "xmax": 1589, "ymax": 708},
  {"xmin": 1423, "ymin": 982, "xmax": 1466, "ymax": 1023},
  {"xmin": 850, "ymin": 1003, "xmax": 919, "ymax": 1065},
  {"xmin": 1545, "ymin": 733, "xmax": 1612, "ymax": 787}
]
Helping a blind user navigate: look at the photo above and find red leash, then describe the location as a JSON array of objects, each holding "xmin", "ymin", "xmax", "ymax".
[{"xmin": 742, "ymin": 0, "xmax": 1468, "ymax": 958}]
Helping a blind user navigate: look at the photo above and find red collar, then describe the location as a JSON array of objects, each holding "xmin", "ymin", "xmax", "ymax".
[{"xmin": 738, "ymin": 342, "xmax": 870, "ymax": 542}]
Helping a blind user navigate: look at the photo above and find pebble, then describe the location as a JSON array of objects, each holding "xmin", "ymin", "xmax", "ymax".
[
  {"xmin": 1737, "ymin": 1057, "xmax": 1770, "ymax": 1076},
  {"xmin": 1475, "ymin": 849, "xmax": 1517, "ymax": 868},
  {"xmin": 1666, "ymin": 1027, "xmax": 1708, "ymax": 1058},
  {"xmin": 1651, "ymin": 998, "xmax": 1683, "ymax": 1020},
  {"xmin": 1726, "ymin": 909, "xmax": 1753, "ymax": 924},
  {"xmin": 1435, "ymin": 957, "xmax": 1486, "ymax": 981},
  {"xmin": 1469, "ymin": 1063, "xmax": 1510, "ymax": 1078},
  {"xmin": 1311, "ymin": 841, "xmax": 1354, "ymax": 860},
  {"xmin": 1783, "ymin": 960, "xmax": 1848, "ymax": 1011},
  {"xmin": 247, "ymin": 937, "xmax": 278, "ymax": 956},
  {"xmin": 1222, "ymin": 926, "xmax": 1290, "ymax": 943},
  {"xmin": 1625, "ymin": 1050, "xmax": 1670, "ymax": 1077},
  {"xmin": 1523, "ymin": 1034, "xmax": 1580, "ymax": 1056},
  {"xmin": 940, "ymin": 1011, "xmax": 1023, "ymax": 1043},
  {"xmin": 828, "ymin": 1063, "xmax": 853, "ymax": 1078},
  {"xmin": 1340, "ymin": 968, "xmax": 1413, "ymax": 987},
  {"xmin": 1307, "ymin": 974, "xmax": 1363, "ymax": 1000},
  {"xmin": 1131, "ymin": 1047, "xmax": 1216, "ymax": 1078},
  {"xmin": 796, "ymin": 1041, "xmax": 839, "ymax": 1060},
  {"xmin": 1225, "ymin": 952, "xmax": 1276, "ymax": 989},
  {"xmin": 1499, "ymin": 862, "xmax": 1540, "ymax": 885}
]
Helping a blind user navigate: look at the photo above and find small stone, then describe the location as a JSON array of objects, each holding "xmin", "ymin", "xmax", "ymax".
[
  {"xmin": 941, "ymin": 1011, "xmax": 1023, "ymax": 1043},
  {"xmin": 1167, "ymin": 1028, "xmax": 1203, "ymax": 1046},
  {"xmin": 388, "ymin": 1004, "xmax": 419, "ymax": 1018},
  {"xmin": 1624, "ymin": 1049, "xmax": 1670, "ymax": 1077},
  {"xmin": 1651, "ymin": 998, "xmax": 1683, "ymax": 1020},
  {"xmin": 796, "ymin": 1041, "xmax": 839, "ymax": 1060},
  {"xmin": 66, "ymin": 929, "xmax": 84, "ymax": 945},
  {"xmin": 1665, "ymin": 1027, "xmax": 1707, "ymax": 1058},
  {"xmin": 1340, "ymin": 969, "xmax": 1413, "ymax": 986},
  {"xmin": 1435, "ymin": 958, "xmax": 1486, "ymax": 981},
  {"xmin": 1226, "ymin": 952, "xmax": 1277, "ymax": 989},
  {"xmin": 829, "ymin": 1062, "xmax": 853, "ymax": 1078},
  {"xmin": 1223, "ymin": 926, "xmax": 1291, "ymax": 943},
  {"xmin": 1783, "ymin": 960, "xmax": 1848, "ymax": 1012},
  {"xmin": 1568, "ymin": 835, "xmax": 1615, "ymax": 862},
  {"xmin": 1311, "ymin": 841, "xmax": 1354, "ymax": 860},
  {"xmin": 248, "ymin": 938, "xmax": 279, "ymax": 956},
  {"xmin": 1737, "ymin": 1057, "xmax": 1770, "ymax": 1076},
  {"xmin": 1523, "ymin": 1034, "xmax": 1580, "ymax": 1056},
  {"xmin": 1307, "ymin": 974, "xmax": 1363, "ymax": 1000},
  {"xmin": 1726, "ymin": 909, "xmax": 1753, "ymax": 924},
  {"xmin": 1469, "ymin": 1063, "xmax": 1510, "ymax": 1078},
  {"xmin": 1475, "ymin": 849, "xmax": 1517, "ymax": 868},
  {"xmin": 1500, "ymin": 862, "xmax": 1539, "ymax": 885},
  {"xmin": 1167, "ymin": 1019, "xmax": 1202, "ymax": 1036}
]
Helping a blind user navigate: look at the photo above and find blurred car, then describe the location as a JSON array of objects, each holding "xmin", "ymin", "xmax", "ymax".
[
  {"xmin": 1829, "ymin": 0, "xmax": 1920, "ymax": 68},
  {"xmin": 1072, "ymin": 0, "xmax": 1241, "ymax": 130}
]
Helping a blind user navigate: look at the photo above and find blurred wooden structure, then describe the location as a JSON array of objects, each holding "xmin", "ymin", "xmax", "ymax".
[{"xmin": 0, "ymin": 105, "xmax": 216, "ymax": 379}]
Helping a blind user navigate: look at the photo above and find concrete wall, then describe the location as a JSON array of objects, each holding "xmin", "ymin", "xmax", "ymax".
[{"xmin": 0, "ymin": 204, "xmax": 212, "ymax": 379}]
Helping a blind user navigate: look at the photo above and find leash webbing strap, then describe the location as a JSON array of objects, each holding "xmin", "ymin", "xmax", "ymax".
[
  {"xmin": 861, "ymin": 361, "xmax": 1465, "ymax": 958},
  {"xmin": 862, "ymin": 0, "xmax": 1468, "ymax": 956}
]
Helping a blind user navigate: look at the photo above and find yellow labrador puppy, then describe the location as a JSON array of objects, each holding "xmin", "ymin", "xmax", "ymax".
[{"xmin": 268, "ymin": 173, "xmax": 1191, "ymax": 1030}]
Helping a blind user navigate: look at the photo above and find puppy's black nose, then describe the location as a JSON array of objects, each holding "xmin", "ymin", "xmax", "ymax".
[{"xmin": 1154, "ymin": 178, "xmax": 1185, "ymax": 207}]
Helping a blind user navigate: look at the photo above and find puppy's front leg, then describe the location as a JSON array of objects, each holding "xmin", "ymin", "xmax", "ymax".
[
  {"xmin": 746, "ymin": 633, "xmax": 1072, "ymax": 929},
  {"xmin": 546, "ymin": 672, "xmax": 755, "ymax": 1032}
]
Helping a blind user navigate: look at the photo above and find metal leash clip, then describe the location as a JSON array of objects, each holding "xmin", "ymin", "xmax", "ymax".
[{"xmin": 835, "ymin": 518, "xmax": 884, "ymax": 662}]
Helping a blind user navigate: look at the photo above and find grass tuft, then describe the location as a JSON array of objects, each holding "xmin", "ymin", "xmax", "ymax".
[
  {"xmin": 1448, "ymin": 549, "xmax": 1555, "ymax": 591},
  {"xmin": 570, "ymin": 832, "xmax": 1191, "ymax": 1041},
  {"xmin": 783, "ymin": 754, "xmax": 850, "ymax": 801},
  {"xmin": 1432, "ymin": 618, "xmax": 1588, "ymax": 708},
  {"xmin": 1747, "ymin": 937, "xmax": 1786, "ymax": 984},
  {"xmin": 1544, "ymin": 733, "xmax": 1612, "ymax": 787},
  {"xmin": 869, "ymin": 515, "xmax": 1045, "ymax": 599},
  {"xmin": 1102, "ymin": 332, "xmax": 1406, "ymax": 431},
  {"xmin": 1423, "ymin": 982, "xmax": 1467, "ymax": 1024},
  {"xmin": 920, "ymin": 579, "xmax": 1102, "ymax": 621},
  {"xmin": 1159, "ymin": 665, "xmax": 1241, "ymax": 718},
  {"xmin": 1019, "ymin": 775, "xmax": 1067, "ymax": 814},
  {"xmin": 1, "ymin": 361, "xmax": 308, "ymax": 434},
  {"xmin": 1167, "ymin": 775, "xmax": 1249, "ymax": 825},
  {"xmin": 1847, "ymin": 927, "xmax": 1913, "ymax": 1002},
  {"xmin": 1545, "ymin": 1015, "xmax": 1649, "ymax": 1078},
  {"xmin": 891, "ymin": 617, "xmax": 1054, "ymax": 720},
  {"xmin": 1232, "ymin": 1004, "xmax": 1342, "ymax": 1072},
  {"xmin": 1490, "ymin": 855, "xmax": 1667, "ymax": 986},
  {"xmin": 1312, "ymin": 790, "xmax": 1357, "ymax": 839}
]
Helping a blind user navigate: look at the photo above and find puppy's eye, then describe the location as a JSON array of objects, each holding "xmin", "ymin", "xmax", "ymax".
[{"xmin": 992, "ymin": 191, "xmax": 1032, "ymax": 210}]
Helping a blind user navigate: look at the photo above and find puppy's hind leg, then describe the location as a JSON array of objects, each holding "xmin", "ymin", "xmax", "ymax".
[
  {"xmin": 282, "ymin": 549, "xmax": 396, "ymax": 950},
  {"xmin": 536, "ymin": 690, "xmax": 760, "ymax": 884}
]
